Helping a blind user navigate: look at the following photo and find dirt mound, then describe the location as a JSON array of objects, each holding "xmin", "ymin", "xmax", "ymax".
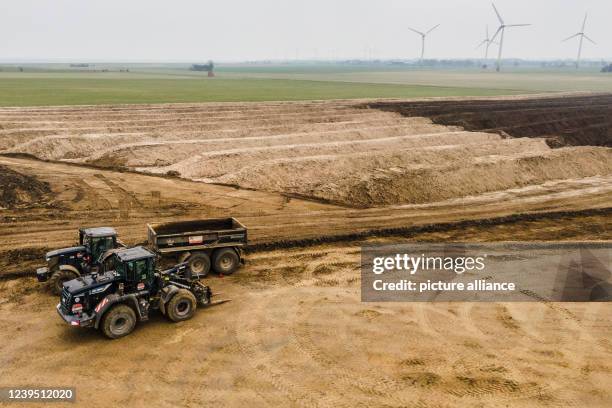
[
  {"xmin": 216, "ymin": 145, "xmax": 612, "ymax": 207},
  {"xmin": 367, "ymin": 94, "xmax": 612, "ymax": 148},
  {"xmin": 0, "ymin": 165, "xmax": 52, "ymax": 209},
  {"xmin": 0, "ymin": 247, "xmax": 49, "ymax": 276},
  {"xmin": 345, "ymin": 147, "xmax": 612, "ymax": 206},
  {"xmin": 2, "ymin": 97, "xmax": 611, "ymax": 208}
]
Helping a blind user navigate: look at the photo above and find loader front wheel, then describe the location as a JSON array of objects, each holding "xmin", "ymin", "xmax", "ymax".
[
  {"xmin": 101, "ymin": 304, "xmax": 137, "ymax": 339},
  {"xmin": 167, "ymin": 289, "xmax": 197, "ymax": 322}
]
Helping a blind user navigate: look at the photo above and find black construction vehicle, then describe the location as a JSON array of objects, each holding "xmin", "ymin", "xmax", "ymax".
[
  {"xmin": 57, "ymin": 246, "xmax": 219, "ymax": 339},
  {"xmin": 39, "ymin": 218, "xmax": 247, "ymax": 293},
  {"xmin": 37, "ymin": 227, "xmax": 125, "ymax": 295}
]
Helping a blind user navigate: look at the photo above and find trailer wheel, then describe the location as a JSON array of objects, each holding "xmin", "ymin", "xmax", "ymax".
[
  {"xmin": 212, "ymin": 248, "xmax": 239, "ymax": 275},
  {"xmin": 590, "ymin": 282, "xmax": 612, "ymax": 301},
  {"xmin": 48, "ymin": 270, "xmax": 78, "ymax": 295},
  {"xmin": 177, "ymin": 252, "xmax": 190, "ymax": 264},
  {"xmin": 166, "ymin": 289, "xmax": 197, "ymax": 322},
  {"xmin": 101, "ymin": 304, "xmax": 136, "ymax": 339},
  {"xmin": 187, "ymin": 252, "xmax": 210, "ymax": 278}
]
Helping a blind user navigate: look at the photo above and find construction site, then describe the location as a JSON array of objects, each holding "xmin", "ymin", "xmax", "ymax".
[{"xmin": 0, "ymin": 92, "xmax": 610, "ymax": 407}]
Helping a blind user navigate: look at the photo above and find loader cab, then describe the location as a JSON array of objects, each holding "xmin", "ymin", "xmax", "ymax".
[
  {"xmin": 79, "ymin": 227, "xmax": 118, "ymax": 262},
  {"xmin": 105, "ymin": 246, "xmax": 157, "ymax": 293}
]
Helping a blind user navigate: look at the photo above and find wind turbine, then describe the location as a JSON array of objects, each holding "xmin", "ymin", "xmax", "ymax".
[
  {"xmin": 476, "ymin": 25, "xmax": 497, "ymax": 60},
  {"xmin": 490, "ymin": 3, "xmax": 530, "ymax": 72},
  {"xmin": 408, "ymin": 24, "xmax": 440, "ymax": 62},
  {"xmin": 563, "ymin": 14, "xmax": 596, "ymax": 69}
]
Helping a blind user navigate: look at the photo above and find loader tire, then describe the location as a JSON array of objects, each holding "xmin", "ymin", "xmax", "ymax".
[
  {"xmin": 187, "ymin": 252, "xmax": 210, "ymax": 278},
  {"xmin": 48, "ymin": 269, "xmax": 78, "ymax": 295},
  {"xmin": 166, "ymin": 289, "xmax": 197, "ymax": 322},
  {"xmin": 212, "ymin": 248, "xmax": 239, "ymax": 275},
  {"xmin": 101, "ymin": 304, "xmax": 136, "ymax": 339}
]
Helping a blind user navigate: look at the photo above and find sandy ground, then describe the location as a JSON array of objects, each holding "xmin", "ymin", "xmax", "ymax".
[
  {"xmin": 0, "ymin": 232, "xmax": 610, "ymax": 408},
  {"xmin": 0, "ymin": 96, "xmax": 610, "ymax": 407}
]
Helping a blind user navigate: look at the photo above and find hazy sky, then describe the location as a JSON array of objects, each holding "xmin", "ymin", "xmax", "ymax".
[{"xmin": 2, "ymin": 0, "xmax": 611, "ymax": 61}]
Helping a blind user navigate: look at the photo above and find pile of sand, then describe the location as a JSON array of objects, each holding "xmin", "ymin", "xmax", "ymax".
[{"xmin": 213, "ymin": 145, "xmax": 612, "ymax": 207}]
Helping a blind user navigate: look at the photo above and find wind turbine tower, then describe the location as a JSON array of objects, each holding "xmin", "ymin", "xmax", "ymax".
[
  {"xmin": 563, "ymin": 14, "xmax": 596, "ymax": 69},
  {"xmin": 490, "ymin": 3, "xmax": 530, "ymax": 72},
  {"xmin": 477, "ymin": 25, "xmax": 496, "ymax": 60},
  {"xmin": 408, "ymin": 24, "xmax": 440, "ymax": 62}
]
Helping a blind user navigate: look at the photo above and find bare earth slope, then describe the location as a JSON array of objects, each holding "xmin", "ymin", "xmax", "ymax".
[{"xmin": 2, "ymin": 95, "xmax": 610, "ymax": 208}]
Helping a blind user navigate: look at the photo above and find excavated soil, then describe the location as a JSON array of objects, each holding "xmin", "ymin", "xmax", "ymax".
[
  {"xmin": 2, "ymin": 96, "xmax": 610, "ymax": 207},
  {"xmin": 0, "ymin": 164, "xmax": 52, "ymax": 209},
  {"xmin": 368, "ymin": 94, "xmax": 612, "ymax": 148}
]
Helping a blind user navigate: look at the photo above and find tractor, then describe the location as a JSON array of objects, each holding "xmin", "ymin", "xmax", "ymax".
[{"xmin": 37, "ymin": 227, "xmax": 125, "ymax": 295}]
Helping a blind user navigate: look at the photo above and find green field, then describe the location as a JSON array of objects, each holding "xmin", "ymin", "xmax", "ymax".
[
  {"xmin": 0, "ymin": 75, "xmax": 522, "ymax": 107},
  {"xmin": 225, "ymin": 70, "xmax": 612, "ymax": 93},
  {"xmin": 0, "ymin": 63, "xmax": 609, "ymax": 106}
]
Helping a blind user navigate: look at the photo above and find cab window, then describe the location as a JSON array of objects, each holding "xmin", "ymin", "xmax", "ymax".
[
  {"xmin": 126, "ymin": 259, "xmax": 149, "ymax": 282},
  {"xmin": 111, "ymin": 256, "xmax": 125, "ymax": 276},
  {"xmin": 91, "ymin": 237, "xmax": 114, "ymax": 259}
]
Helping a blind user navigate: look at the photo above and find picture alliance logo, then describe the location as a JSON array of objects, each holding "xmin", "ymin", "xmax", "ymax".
[{"xmin": 372, "ymin": 254, "xmax": 487, "ymax": 275}]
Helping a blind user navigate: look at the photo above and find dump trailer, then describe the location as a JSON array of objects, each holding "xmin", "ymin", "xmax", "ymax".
[{"xmin": 147, "ymin": 218, "xmax": 247, "ymax": 277}]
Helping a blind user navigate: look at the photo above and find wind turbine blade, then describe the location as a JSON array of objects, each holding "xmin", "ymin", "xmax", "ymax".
[
  {"xmin": 506, "ymin": 24, "xmax": 531, "ymax": 27},
  {"xmin": 583, "ymin": 34, "xmax": 596, "ymax": 44},
  {"xmin": 490, "ymin": 26, "xmax": 502, "ymax": 43},
  {"xmin": 563, "ymin": 33, "xmax": 580, "ymax": 42},
  {"xmin": 426, "ymin": 24, "xmax": 440, "ymax": 34},
  {"xmin": 476, "ymin": 40, "xmax": 488, "ymax": 49},
  {"xmin": 408, "ymin": 27, "xmax": 424, "ymax": 36},
  {"xmin": 492, "ymin": 3, "xmax": 504, "ymax": 25},
  {"xmin": 581, "ymin": 13, "xmax": 588, "ymax": 32}
]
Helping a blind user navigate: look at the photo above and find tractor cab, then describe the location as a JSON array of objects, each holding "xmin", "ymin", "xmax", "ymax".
[
  {"xmin": 103, "ymin": 246, "xmax": 158, "ymax": 293},
  {"xmin": 79, "ymin": 227, "xmax": 119, "ymax": 263},
  {"xmin": 38, "ymin": 226, "xmax": 123, "ymax": 295}
]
